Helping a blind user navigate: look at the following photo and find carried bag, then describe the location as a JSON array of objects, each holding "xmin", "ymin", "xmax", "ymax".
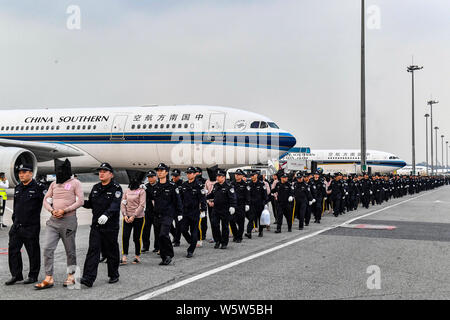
[{"xmin": 260, "ymin": 205, "xmax": 271, "ymax": 226}]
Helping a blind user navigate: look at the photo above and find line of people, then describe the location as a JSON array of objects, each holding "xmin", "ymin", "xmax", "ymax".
[{"xmin": 3, "ymin": 159, "xmax": 449, "ymax": 289}]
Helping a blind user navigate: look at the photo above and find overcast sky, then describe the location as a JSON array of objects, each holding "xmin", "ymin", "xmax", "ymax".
[{"xmin": 1, "ymin": 0, "xmax": 449, "ymax": 164}]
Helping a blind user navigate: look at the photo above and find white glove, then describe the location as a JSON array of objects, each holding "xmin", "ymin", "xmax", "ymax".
[
  {"xmin": 345, "ymin": 192, "xmax": 349, "ymax": 195},
  {"xmin": 370, "ymin": 191, "xmax": 373, "ymax": 195},
  {"xmin": 342, "ymin": 196, "xmax": 345, "ymax": 200},
  {"xmin": 309, "ymin": 200, "xmax": 313, "ymax": 205},
  {"xmin": 200, "ymin": 211, "xmax": 206, "ymax": 218},
  {"xmin": 98, "ymin": 215, "xmax": 108, "ymax": 225},
  {"xmin": 177, "ymin": 215, "xmax": 183, "ymax": 221},
  {"xmin": 312, "ymin": 199, "xmax": 316, "ymax": 203},
  {"xmin": 324, "ymin": 197, "xmax": 327, "ymax": 200},
  {"xmin": 46, "ymin": 197, "xmax": 53, "ymax": 204},
  {"xmin": 140, "ymin": 184, "xmax": 147, "ymax": 190},
  {"xmin": 288, "ymin": 196, "xmax": 294, "ymax": 202},
  {"xmin": 362, "ymin": 193, "xmax": 364, "ymax": 196},
  {"xmin": 121, "ymin": 200, "xmax": 127, "ymax": 205},
  {"xmin": 245, "ymin": 205, "xmax": 250, "ymax": 212},
  {"xmin": 229, "ymin": 207, "xmax": 235, "ymax": 215}
]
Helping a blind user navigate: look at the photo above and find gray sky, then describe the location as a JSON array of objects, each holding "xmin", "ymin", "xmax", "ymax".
[{"xmin": 1, "ymin": 0, "xmax": 449, "ymax": 164}]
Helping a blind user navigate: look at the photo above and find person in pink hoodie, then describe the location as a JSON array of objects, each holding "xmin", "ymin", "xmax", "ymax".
[
  {"xmin": 120, "ymin": 180, "xmax": 146, "ymax": 265},
  {"xmin": 35, "ymin": 159, "xmax": 84, "ymax": 290}
]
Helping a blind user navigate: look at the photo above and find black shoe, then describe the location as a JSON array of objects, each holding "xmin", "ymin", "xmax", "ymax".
[
  {"xmin": 275, "ymin": 230, "xmax": 281, "ymax": 233},
  {"xmin": 220, "ymin": 244, "xmax": 227, "ymax": 249},
  {"xmin": 0, "ymin": 223, "xmax": 8, "ymax": 228},
  {"xmin": 23, "ymin": 277, "xmax": 37, "ymax": 285},
  {"xmin": 5, "ymin": 277, "xmax": 23, "ymax": 286},
  {"xmin": 214, "ymin": 242, "xmax": 220, "ymax": 249},
  {"xmin": 159, "ymin": 257, "xmax": 173, "ymax": 266},
  {"xmin": 80, "ymin": 278, "xmax": 93, "ymax": 288},
  {"xmin": 305, "ymin": 223, "xmax": 309, "ymax": 227},
  {"xmin": 258, "ymin": 232, "xmax": 263, "ymax": 237},
  {"xmin": 173, "ymin": 242, "xmax": 180, "ymax": 247},
  {"xmin": 99, "ymin": 257, "xmax": 107, "ymax": 263},
  {"xmin": 288, "ymin": 228, "xmax": 292, "ymax": 232},
  {"xmin": 244, "ymin": 233, "xmax": 252, "ymax": 239},
  {"xmin": 141, "ymin": 248, "xmax": 149, "ymax": 254},
  {"xmin": 108, "ymin": 277, "xmax": 119, "ymax": 284},
  {"xmin": 186, "ymin": 252, "xmax": 193, "ymax": 258},
  {"xmin": 298, "ymin": 227, "xmax": 303, "ymax": 230},
  {"xmin": 236, "ymin": 239, "xmax": 242, "ymax": 243},
  {"xmin": 232, "ymin": 238, "xmax": 238, "ymax": 242},
  {"xmin": 152, "ymin": 249, "xmax": 158, "ymax": 253},
  {"xmin": 317, "ymin": 220, "xmax": 320, "ymax": 224}
]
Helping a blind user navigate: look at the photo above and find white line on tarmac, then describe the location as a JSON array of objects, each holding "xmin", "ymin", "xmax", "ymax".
[{"xmin": 135, "ymin": 189, "xmax": 440, "ymax": 300}]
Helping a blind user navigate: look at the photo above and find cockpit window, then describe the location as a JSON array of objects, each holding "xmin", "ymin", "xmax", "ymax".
[
  {"xmin": 268, "ymin": 122, "xmax": 279, "ymax": 129},
  {"xmin": 260, "ymin": 121, "xmax": 268, "ymax": 129},
  {"xmin": 250, "ymin": 121, "xmax": 260, "ymax": 129}
]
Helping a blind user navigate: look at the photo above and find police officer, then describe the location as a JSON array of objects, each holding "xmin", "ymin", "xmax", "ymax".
[
  {"xmin": 310, "ymin": 171, "xmax": 326, "ymax": 223},
  {"xmin": 142, "ymin": 170, "xmax": 158, "ymax": 253},
  {"xmin": 0, "ymin": 172, "xmax": 9, "ymax": 228},
  {"xmin": 272, "ymin": 172, "xmax": 294, "ymax": 233},
  {"xmin": 170, "ymin": 169, "xmax": 183, "ymax": 247},
  {"xmin": 81, "ymin": 163, "xmax": 122, "ymax": 287},
  {"xmin": 293, "ymin": 172, "xmax": 313, "ymax": 229},
  {"xmin": 361, "ymin": 173, "xmax": 372, "ymax": 209},
  {"xmin": 230, "ymin": 169, "xmax": 250, "ymax": 243},
  {"xmin": 245, "ymin": 171, "xmax": 268, "ymax": 239},
  {"xmin": 5, "ymin": 164, "xmax": 46, "ymax": 286},
  {"xmin": 330, "ymin": 173, "xmax": 343, "ymax": 216},
  {"xmin": 151, "ymin": 163, "xmax": 183, "ymax": 265},
  {"xmin": 179, "ymin": 167, "xmax": 207, "ymax": 258},
  {"xmin": 195, "ymin": 167, "xmax": 208, "ymax": 242},
  {"xmin": 207, "ymin": 169, "xmax": 237, "ymax": 249}
]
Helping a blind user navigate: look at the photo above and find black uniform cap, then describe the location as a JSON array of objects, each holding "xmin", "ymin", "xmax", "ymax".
[
  {"xmin": 235, "ymin": 169, "xmax": 245, "ymax": 176},
  {"xmin": 96, "ymin": 162, "xmax": 114, "ymax": 172},
  {"xmin": 171, "ymin": 169, "xmax": 181, "ymax": 176},
  {"xmin": 195, "ymin": 167, "xmax": 202, "ymax": 173},
  {"xmin": 216, "ymin": 169, "xmax": 227, "ymax": 176},
  {"xmin": 155, "ymin": 163, "xmax": 169, "ymax": 171},
  {"xmin": 18, "ymin": 163, "xmax": 33, "ymax": 172},
  {"xmin": 146, "ymin": 170, "xmax": 156, "ymax": 177},
  {"xmin": 186, "ymin": 167, "xmax": 197, "ymax": 174}
]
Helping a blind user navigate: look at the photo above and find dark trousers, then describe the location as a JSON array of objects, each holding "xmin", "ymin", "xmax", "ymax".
[
  {"xmin": 246, "ymin": 203, "xmax": 264, "ymax": 234},
  {"xmin": 181, "ymin": 214, "xmax": 200, "ymax": 254},
  {"xmin": 332, "ymin": 196, "xmax": 342, "ymax": 215},
  {"xmin": 122, "ymin": 217, "xmax": 145, "ymax": 256},
  {"xmin": 211, "ymin": 210, "xmax": 230, "ymax": 246},
  {"xmin": 271, "ymin": 198, "xmax": 278, "ymax": 224},
  {"xmin": 83, "ymin": 226, "xmax": 119, "ymax": 284},
  {"xmin": 142, "ymin": 211, "xmax": 158, "ymax": 251},
  {"xmin": 295, "ymin": 199, "xmax": 307, "ymax": 228},
  {"xmin": 8, "ymin": 225, "xmax": 40, "ymax": 280},
  {"xmin": 305, "ymin": 204, "xmax": 312, "ymax": 224},
  {"xmin": 276, "ymin": 204, "xmax": 292, "ymax": 231},
  {"xmin": 362, "ymin": 194, "xmax": 370, "ymax": 208},
  {"xmin": 158, "ymin": 216, "xmax": 174, "ymax": 260},
  {"xmin": 230, "ymin": 205, "xmax": 245, "ymax": 240},
  {"xmin": 200, "ymin": 207, "xmax": 211, "ymax": 240},
  {"xmin": 170, "ymin": 218, "xmax": 182, "ymax": 244},
  {"xmin": 313, "ymin": 198, "xmax": 323, "ymax": 221}
]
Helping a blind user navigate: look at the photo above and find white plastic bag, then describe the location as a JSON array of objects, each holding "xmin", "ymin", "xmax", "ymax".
[{"xmin": 260, "ymin": 205, "xmax": 271, "ymax": 226}]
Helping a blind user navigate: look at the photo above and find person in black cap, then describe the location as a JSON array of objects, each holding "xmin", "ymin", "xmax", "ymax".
[
  {"xmin": 80, "ymin": 163, "xmax": 122, "ymax": 287},
  {"xmin": 330, "ymin": 173, "xmax": 344, "ymax": 217},
  {"xmin": 5, "ymin": 164, "xmax": 47, "ymax": 286},
  {"xmin": 310, "ymin": 171, "xmax": 326, "ymax": 224},
  {"xmin": 179, "ymin": 167, "xmax": 207, "ymax": 257},
  {"xmin": 293, "ymin": 172, "xmax": 313, "ymax": 230},
  {"xmin": 245, "ymin": 171, "xmax": 268, "ymax": 238},
  {"xmin": 206, "ymin": 169, "xmax": 237, "ymax": 249},
  {"xmin": 150, "ymin": 163, "xmax": 183, "ymax": 265},
  {"xmin": 170, "ymin": 169, "xmax": 183, "ymax": 247},
  {"xmin": 230, "ymin": 169, "xmax": 250, "ymax": 243},
  {"xmin": 142, "ymin": 170, "xmax": 159, "ymax": 253},
  {"xmin": 271, "ymin": 172, "xmax": 294, "ymax": 233}
]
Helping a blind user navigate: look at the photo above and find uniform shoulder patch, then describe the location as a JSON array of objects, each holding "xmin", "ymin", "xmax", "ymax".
[
  {"xmin": 247, "ymin": 186, "xmax": 251, "ymax": 191},
  {"xmin": 115, "ymin": 191, "xmax": 122, "ymax": 198},
  {"xmin": 175, "ymin": 187, "xmax": 180, "ymax": 194},
  {"xmin": 230, "ymin": 188, "xmax": 235, "ymax": 193}
]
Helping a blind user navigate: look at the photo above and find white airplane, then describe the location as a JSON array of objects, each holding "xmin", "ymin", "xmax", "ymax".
[
  {"xmin": 280, "ymin": 148, "xmax": 407, "ymax": 174},
  {"xmin": 396, "ymin": 165, "xmax": 428, "ymax": 175},
  {"xmin": 0, "ymin": 105, "xmax": 296, "ymax": 186}
]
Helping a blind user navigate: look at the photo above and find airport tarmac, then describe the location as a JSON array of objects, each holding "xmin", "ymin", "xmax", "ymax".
[{"xmin": 0, "ymin": 184, "xmax": 448, "ymax": 300}]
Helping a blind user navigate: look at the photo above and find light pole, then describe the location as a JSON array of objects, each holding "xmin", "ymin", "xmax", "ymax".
[
  {"xmin": 425, "ymin": 114, "xmax": 429, "ymax": 175},
  {"xmin": 447, "ymin": 141, "xmax": 449, "ymax": 171},
  {"xmin": 441, "ymin": 135, "xmax": 445, "ymax": 172},
  {"xmin": 360, "ymin": 0, "xmax": 367, "ymax": 174},
  {"xmin": 427, "ymin": 100, "xmax": 439, "ymax": 174},
  {"xmin": 434, "ymin": 126, "xmax": 439, "ymax": 172},
  {"xmin": 407, "ymin": 65, "xmax": 423, "ymax": 175}
]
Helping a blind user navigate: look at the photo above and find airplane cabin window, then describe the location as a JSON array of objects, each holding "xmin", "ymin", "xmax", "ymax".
[
  {"xmin": 178, "ymin": 124, "xmax": 182, "ymax": 129},
  {"xmin": 77, "ymin": 125, "xmax": 80, "ymax": 130},
  {"xmin": 81, "ymin": 125, "xmax": 85, "ymax": 130},
  {"xmin": 131, "ymin": 125, "xmax": 135, "ymax": 129},
  {"xmin": 46, "ymin": 126, "xmax": 49, "ymax": 130},
  {"xmin": 67, "ymin": 125, "xmax": 70, "ymax": 130},
  {"xmin": 31, "ymin": 126, "xmax": 34, "ymax": 130},
  {"xmin": 166, "ymin": 124, "xmax": 170, "ymax": 129},
  {"xmin": 268, "ymin": 122, "xmax": 279, "ymax": 129},
  {"xmin": 72, "ymin": 125, "xmax": 75, "ymax": 130},
  {"xmin": 260, "ymin": 122, "xmax": 268, "ymax": 129},
  {"xmin": 250, "ymin": 121, "xmax": 260, "ymax": 129},
  {"xmin": 172, "ymin": 124, "xmax": 176, "ymax": 129},
  {"xmin": 143, "ymin": 124, "xmax": 147, "ymax": 129},
  {"xmin": 88, "ymin": 125, "xmax": 91, "ymax": 130},
  {"xmin": 184, "ymin": 124, "xmax": 188, "ymax": 129},
  {"xmin": 16, "ymin": 126, "xmax": 19, "ymax": 130},
  {"xmin": 51, "ymin": 126, "xmax": 54, "ymax": 130},
  {"xmin": 93, "ymin": 125, "xmax": 96, "ymax": 130},
  {"xmin": 155, "ymin": 124, "xmax": 158, "ymax": 129},
  {"xmin": 149, "ymin": 124, "xmax": 153, "ymax": 129},
  {"xmin": 21, "ymin": 126, "xmax": 24, "ymax": 130},
  {"xmin": 137, "ymin": 124, "xmax": 141, "ymax": 129},
  {"xmin": 26, "ymin": 126, "xmax": 29, "ymax": 130}
]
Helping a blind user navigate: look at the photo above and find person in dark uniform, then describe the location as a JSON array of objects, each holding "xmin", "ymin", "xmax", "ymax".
[
  {"xmin": 195, "ymin": 167, "xmax": 208, "ymax": 241},
  {"xmin": 330, "ymin": 173, "xmax": 343, "ymax": 216},
  {"xmin": 293, "ymin": 172, "xmax": 313, "ymax": 229},
  {"xmin": 179, "ymin": 167, "xmax": 207, "ymax": 258},
  {"xmin": 207, "ymin": 169, "xmax": 237, "ymax": 249},
  {"xmin": 142, "ymin": 170, "xmax": 159, "ymax": 253},
  {"xmin": 272, "ymin": 172, "xmax": 294, "ymax": 233},
  {"xmin": 230, "ymin": 169, "xmax": 250, "ymax": 243},
  {"xmin": 310, "ymin": 171, "xmax": 326, "ymax": 223},
  {"xmin": 245, "ymin": 171, "xmax": 268, "ymax": 238},
  {"xmin": 80, "ymin": 163, "xmax": 122, "ymax": 287},
  {"xmin": 170, "ymin": 169, "xmax": 183, "ymax": 247},
  {"xmin": 361, "ymin": 174, "xmax": 372, "ymax": 209},
  {"xmin": 151, "ymin": 163, "xmax": 183, "ymax": 265},
  {"xmin": 5, "ymin": 164, "xmax": 47, "ymax": 286}
]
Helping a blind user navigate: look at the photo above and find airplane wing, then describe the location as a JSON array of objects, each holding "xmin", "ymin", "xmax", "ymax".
[{"xmin": 0, "ymin": 138, "xmax": 84, "ymax": 161}]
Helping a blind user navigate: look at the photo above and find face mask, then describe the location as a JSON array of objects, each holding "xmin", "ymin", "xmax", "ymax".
[{"xmin": 55, "ymin": 159, "xmax": 72, "ymax": 184}]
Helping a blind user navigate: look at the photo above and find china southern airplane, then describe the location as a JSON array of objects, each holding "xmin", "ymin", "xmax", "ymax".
[
  {"xmin": 280, "ymin": 148, "xmax": 406, "ymax": 174},
  {"xmin": 0, "ymin": 105, "xmax": 296, "ymax": 186}
]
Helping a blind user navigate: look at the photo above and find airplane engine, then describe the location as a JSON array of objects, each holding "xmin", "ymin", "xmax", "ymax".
[{"xmin": 0, "ymin": 147, "xmax": 38, "ymax": 187}]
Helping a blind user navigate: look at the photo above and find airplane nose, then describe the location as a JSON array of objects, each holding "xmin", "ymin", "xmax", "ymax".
[{"xmin": 281, "ymin": 132, "xmax": 297, "ymax": 151}]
